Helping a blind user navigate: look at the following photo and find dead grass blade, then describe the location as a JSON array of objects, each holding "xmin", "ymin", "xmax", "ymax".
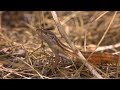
[
  {"xmin": 51, "ymin": 11, "xmax": 103, "ymax": 78},
  {"xmin": 87, "ymin": 11, "xmax": 117, "ymax": 62}
]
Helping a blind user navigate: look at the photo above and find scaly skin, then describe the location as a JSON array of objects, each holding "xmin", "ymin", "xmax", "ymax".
[{"xmin": 38, "ymin": 29, "xmax": 120, "ymax": 65}]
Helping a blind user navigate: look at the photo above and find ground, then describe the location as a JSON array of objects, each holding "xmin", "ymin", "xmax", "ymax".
[{"xmin": 0, "ymin": 11, "xmax": 119, "ymax": 79}]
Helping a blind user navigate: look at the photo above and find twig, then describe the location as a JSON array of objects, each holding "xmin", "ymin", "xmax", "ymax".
[
  {"xmin": 51, "ymin": 11, "xmax": 103, "ymax": 78},
  {"xmin": 61, "ymin": 11, "xmax": 81, "ymax": 25},
  {"xmin": 79, "ymin": 13, "xmax": 87, "ymax": 51},
  {"xmin": 96, "ymin": 43, "xmax": 120, "ymax": 52},
  {"xmin": 0, "ymin": 65, "xmax": 31, "ymax": 79},
  {"xmin": 16, "ymin": 57, "xmax": 51, "ymax": 79},
  {"xmin": 89, "ymin": 11, "xmax": 101, "ymax": 23},
  {"xmin": 90, "ymin": 11, "xmax": 109, "ymax": 23},
  {"xmin": 87, "ymin": 11, "xmax": 117, "ymax": 62}
]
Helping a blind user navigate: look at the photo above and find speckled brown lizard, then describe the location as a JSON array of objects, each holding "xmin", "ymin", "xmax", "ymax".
[{"xmin": 38, "ymin": 29, "xmax": 120, "ymax": 65}]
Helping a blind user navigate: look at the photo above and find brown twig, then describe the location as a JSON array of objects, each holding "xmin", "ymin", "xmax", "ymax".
[
  {"xmin": 96, "ymin": 43, "xmax": 120, "ymax": 52},
  {"xmin": 17, "ymin": 57, "xmax": 51, "ymax": 79},
  {"xmin": 89, "ymin": 11, "xmax": 109, "ymax": 23},
  {"xmin": 87, "ymin": 11, "xmax": 117, "ymax": 62},
  {"xmin": 51, "ymin": 11, "xmax": 103, "ymax": 78}
]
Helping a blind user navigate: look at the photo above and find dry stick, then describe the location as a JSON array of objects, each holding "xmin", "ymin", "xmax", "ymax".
[
  {"xmin": 72, "ymin": 14, "xmax": 87, "ymax": 78},
  {"xmin": 96, "ymin": 43, "xmax": 120, "ymax": 52},
  {"xmin": 79, "ymin": 13, "xmax": 87, "ymax": 51},
  {"xmin": 51, "ymin": 11, "xmax": 103, "ymax": 78},
  {"xmin": 16, "ymin": 57, "xmax": 51, "ymax": 79},
  {"xmin": 23, "ymin": 22, "xmax": 36, "ymax": 31},
  {"xmin": 1, "ymin": 66, "xmax": 31, "ymax": 79},
  {"xmin": 89, "ymin": 11, "xmax": 100, "ymax": 23},
  {"xmin": 90, "ymin": 11, "xmax": 109, "ymax": 23},
  {"xmin": 77, "ymin": 12, "xmax": 117, "ymax": 78},
  {"xmin": 94, "ymin": 11, "xmax": 109, "ymax": 21},
  {"xmin": 105, "ymin": 65, "xmax": 110, "ymax": 78},
  {"xmin": 87, "ymin": 11, "xmax": 117, "ymax": 62},
  {"xmin": 86, "ymin": 12, "xmax": 117, "ymax": 78},
  {"xmin": 61, "ymin": 11, "xmax": 81, "ymax": 25},
  {"xmin": 73, "ymin": 13, "xmax": 105, "ymax": 78},
  {"xmin": 57, "ymin": 67, "xmax": 69, "ymax": 79},
  {"xmin": 0, "ymin": 65, "xmax": 25, "ymax": 78},
  {"xmin": 3, "ymin": 72, "xmax": 12, "ymax": 79}
]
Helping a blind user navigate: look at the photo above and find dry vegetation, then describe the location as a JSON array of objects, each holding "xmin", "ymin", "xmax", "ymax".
[{"xmin": 0, "ymin": 11, "xmax": 120, "ymax": 79}]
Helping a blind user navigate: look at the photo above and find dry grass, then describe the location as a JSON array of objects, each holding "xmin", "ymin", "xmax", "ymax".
[{"xmin": 0, "ymin": 11, "xmax": 120, "ymax": 79}]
